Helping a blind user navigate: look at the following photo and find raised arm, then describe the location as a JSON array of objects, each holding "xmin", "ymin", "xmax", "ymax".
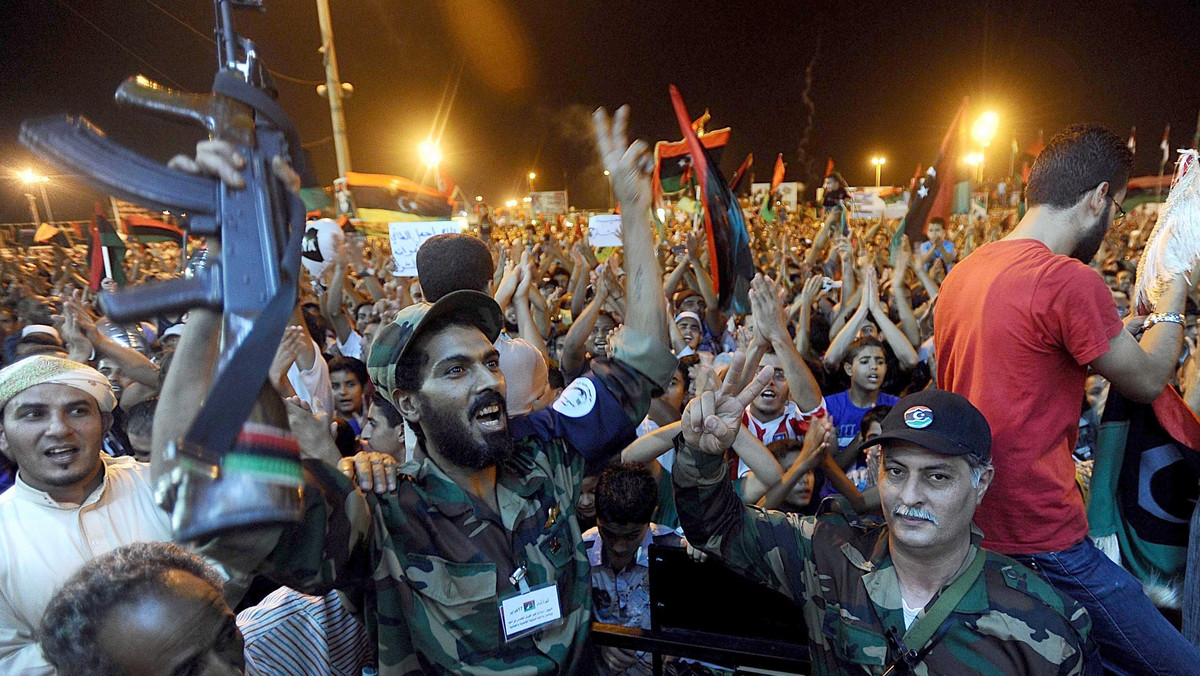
[
  {"xmin": 867, "ymin": 282, "xmax": 919, "ymax": 370},
  {"xmin": 750, "ymin": 274, "xmax": 822, "ymax": 411},
  {"xmin": 756, "ymin": 419, "xmax": 831, "ymax": 510},
  {"xmin": 593, "ymin": 105, "xmax": 669, "ymax": 348}
]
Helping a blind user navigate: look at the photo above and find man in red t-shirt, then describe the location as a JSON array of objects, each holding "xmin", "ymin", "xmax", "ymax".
[{"xmin": 936, "ymin": 124, "xmax": 1198, "ymax": 675}]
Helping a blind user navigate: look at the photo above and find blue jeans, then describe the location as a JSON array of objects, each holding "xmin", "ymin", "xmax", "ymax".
[{"xmin": 1011, "ymin": 538, "xmax": 1200, "ymax": 676}]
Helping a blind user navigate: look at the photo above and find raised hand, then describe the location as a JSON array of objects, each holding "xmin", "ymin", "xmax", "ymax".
[
  {"xmin": 797, "ymin": 417, "xmax": 833, "ymax": 469},
  {"xmin": 593, "ymin": 105, "xmax": 654, "ymax": 212},
  {"xmin": 799, "ymin": 275, "xmax": 823, "ymax": 307},
  {"xmin": 749, "ymin": 274, "xmax": 788, "ymax": 344},
  {"xmin": 681, "ymin": 352, "xmax": 773, "ymax": 455}
]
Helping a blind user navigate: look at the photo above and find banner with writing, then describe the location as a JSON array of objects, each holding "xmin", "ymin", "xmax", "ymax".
[
  {"xmin": 389, "ymin": 221, "xmax": 466, "ymax": 276},
  {"xmin": 588, "ymin": 214, "xmax": 623, "ymax": 247}
]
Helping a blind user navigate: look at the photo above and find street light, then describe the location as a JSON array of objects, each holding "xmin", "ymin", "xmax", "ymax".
[
  {"xmin": 870, "ymin": 157, "xmax": 886, "ymax": 187},
  {"xmin": 505, "ymin": 199, "xmax": 518, "ymax": 208},
  {"xmin": 602, "ymin": 169, "xmax": 614, "ymax": 209},
  {"xmin": 527, "ymin": 171, "xmax": 537, "ymax": 192},
  {"xmin": 971, "ymin": 112, "xmax": 998, "ymax": 183},
  {"xmin": 19, "ymin": 169, "xmax": 55, "ymax": 223},
  {"xmin": 475, "ymin": 195, "xmax": 483, "ymax": 202},
  {"xmin": 972, "ymin": 112, "xmax": 999, "ymax": 147},
  {"xmin": 418, "ymin": 139, "xmax": 442, "ymax": 167},
  {"xmin": 964, "ymin": 152, "xmax": 985, "ymax": 182}
]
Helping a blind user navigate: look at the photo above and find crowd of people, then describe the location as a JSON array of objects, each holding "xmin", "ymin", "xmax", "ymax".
[{"xmin": 0, "ymin": 106, "xmax": 1198, "ymax": 676}]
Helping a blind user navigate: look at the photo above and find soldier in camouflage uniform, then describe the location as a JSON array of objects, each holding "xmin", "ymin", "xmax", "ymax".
[
  {"xmin": 673, "ymin": 374, "xmax": 1098, "ymax": 675},
  {"xmin": 184, "ymin": 105, "xmax": 675, "ymax": 675}
]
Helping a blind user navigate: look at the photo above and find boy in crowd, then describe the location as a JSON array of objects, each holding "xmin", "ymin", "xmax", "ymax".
[
  {"xmin": 584, "ymin": 463, "xmax": 684, "ymax": 675},
  {"xmin": 825, "ymin": 337, "xmax": 898, "ymax": 450},
  {"xmin": 327, "ymin": 356, "xmax": 368, "ymax": 435}
]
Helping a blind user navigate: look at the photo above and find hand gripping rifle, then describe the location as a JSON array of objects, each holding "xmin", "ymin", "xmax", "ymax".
[{"xmin": 19, "ymin": 0, "xmax": 307, "ymax": 541}]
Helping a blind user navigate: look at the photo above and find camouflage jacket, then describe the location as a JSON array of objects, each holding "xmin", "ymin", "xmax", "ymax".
[
  {"xmin": 202, "ymin": 329, "xmax": 676, "ymax": 676},
  {"xmin": 672, "ymin": 441, "xmax": 1096, "ymax": 676}
]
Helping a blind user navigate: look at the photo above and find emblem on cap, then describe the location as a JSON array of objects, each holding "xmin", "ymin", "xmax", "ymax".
[{"xmin": 904, "ymin": 405, "xmax": 933, "ymax": 429}]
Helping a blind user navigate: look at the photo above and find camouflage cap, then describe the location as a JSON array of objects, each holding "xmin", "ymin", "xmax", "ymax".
[{"xmin": 366, "ymin": 290, "xmax": 503, "ymax": 396}]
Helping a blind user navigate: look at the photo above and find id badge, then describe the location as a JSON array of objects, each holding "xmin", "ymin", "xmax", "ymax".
[{"xmin": 499, "ymin": 582, "xmax": 562, "ymax": 643}]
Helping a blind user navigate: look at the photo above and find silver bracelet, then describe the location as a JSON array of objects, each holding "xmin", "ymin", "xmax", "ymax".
[{"xmin": 1145, "ymin": 312, "xmax": 1185, "ymax": 329}]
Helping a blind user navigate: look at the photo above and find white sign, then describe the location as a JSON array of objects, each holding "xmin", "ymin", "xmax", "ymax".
[
  {"xmin": 500, "ymin": 584, "xmax": 562, "ymax": 642},
  {"xmin": 750, "ymin": 182, "xmax": 800, "ymax": 211},
  {"xmin": 530, "ymin": 190, "xmax": 569, "ymax": 215},
  {"xmin": 388, "ymin": 221, "xmax": 466, "ymax": 276},
  {"xmin": 588, "ymin": 214, "xmax": 623, "ymax": 248}
]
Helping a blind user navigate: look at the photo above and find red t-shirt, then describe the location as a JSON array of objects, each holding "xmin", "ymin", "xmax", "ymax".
[{"xmin": 935, "ymin": 239, "xmax": 1123, "ymax": 555}]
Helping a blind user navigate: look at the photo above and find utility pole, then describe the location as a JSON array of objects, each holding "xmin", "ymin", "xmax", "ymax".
[
  {"xmin": 38, "ymin": 182, "xmax": 55, "ymax": 223},
  {"xmin": 316, "ymin": 0, "xmax": 352, "ymax": 178},
  {"xmin": 24, "ymin": 193, "xmax": 40, "ymax": 224}
]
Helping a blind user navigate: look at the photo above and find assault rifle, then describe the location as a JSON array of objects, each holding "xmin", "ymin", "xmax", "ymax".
[{"xmin": 20, "ymin": 0, "xmax": 307, "ymax": 540}]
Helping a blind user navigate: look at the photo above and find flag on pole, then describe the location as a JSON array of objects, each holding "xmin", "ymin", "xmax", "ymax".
[
  {"xmin": 669, "ymin": 85, "xmax": 753, "ymax": 313},
  {"xmin": 729, "ymin": 153, "xmax": 753, "ymax": 194},
  {"xmin": 1128, "ymin": 126, "xmax": 1137, "ymax": 156},
  {"xmin": 760, "ymin": 153, "xmax": 787, "ymax": 222},
  {"xmin": 653, "ymin": 127, "xmax": 730, "ymax": 197},
  {"xmin": 87, "ymin": 207, "xmax": 126, "ymax": 289},
  {"xmin": 825, "ymin": 157, "xmax": 835, "ymax": 178},
  {"xmin": 902, "ymin": 97, "xmax": 969, "ymax": 243},
  {"xmin": 33, "ymin": 222, "xmax": 70, "ymax": 247}
]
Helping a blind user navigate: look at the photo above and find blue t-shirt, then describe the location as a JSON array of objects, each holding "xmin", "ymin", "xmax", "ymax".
[
  {"xmin": 826, "ymin": 390, "xmax": 899, "ymax": 449},
  {"xmin": 918, "ymin": 239, "xmax": 955, "ymax": 272}
]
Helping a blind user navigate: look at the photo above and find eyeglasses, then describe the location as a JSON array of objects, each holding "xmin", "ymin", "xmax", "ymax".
[
  {"xmin": 1078, "ymin": 187, "xmax": 1126, "ymax": 226},
  {"xmin": 1110, "ymin": 197, "xmax": 1126, "ymax": 226}
]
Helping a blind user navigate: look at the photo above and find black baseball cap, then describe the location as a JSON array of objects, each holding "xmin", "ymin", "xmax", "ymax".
[{"xmin": 868, "ymin": 389, "xmax": 992, "ymax": 462}]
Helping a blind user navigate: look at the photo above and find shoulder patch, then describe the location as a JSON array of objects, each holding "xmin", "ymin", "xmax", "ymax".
[{"xmin": 552, "ymin": 377, "xmax": 597, "ymax": 418}]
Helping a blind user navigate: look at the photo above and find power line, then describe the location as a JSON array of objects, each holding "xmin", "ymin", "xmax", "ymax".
[
  {"xmin": 53, "ymin": 0, "xmax": 187, "ymax": 90},
  {"xmin": 136, "ymin": 0, "xmax": 327, "ymax": 87}
]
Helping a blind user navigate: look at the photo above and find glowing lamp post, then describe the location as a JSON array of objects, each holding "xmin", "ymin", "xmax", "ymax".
[
  {"xmin": 970, "ymin": 111, "xmax": 998, "ymax": 182},
  {"xmin": 870, "ymin": 157, "xmax": 886, "ymax": 187},
  {"xmin": 418, "ymin": 140, "xmax": 442, "ymax": 168},
  {"xmin": 19, "ymin": 169, "xmax": 54, "ymax": 223}
]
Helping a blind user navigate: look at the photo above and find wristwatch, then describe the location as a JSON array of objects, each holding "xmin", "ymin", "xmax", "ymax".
[{"xmin": 1145, "ymin": 312, "xmax": 1185, "ymax": 329}]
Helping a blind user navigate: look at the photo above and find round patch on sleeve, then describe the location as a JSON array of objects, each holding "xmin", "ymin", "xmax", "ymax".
[
  {"xmin": 552, "ymin": 378, "xmax": 597, "ymax": 418},
  {"xmin": 904, "ymin": 406, "xmax": 933, "ymax": 429}
]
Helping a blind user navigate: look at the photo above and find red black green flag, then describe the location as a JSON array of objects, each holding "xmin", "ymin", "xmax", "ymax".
[
  {"xmin": 124, "ymin": 215, "xmax": 186, "ymax": 244},
  {"xmin": 902, "ymin": 97, "xmax": 968, "ymax": 244},
  {"xmin": 87, "ymin": 207, "xmax": 126, "ymax": 289},
  {"xmin": 669, "ymin": 86, "xmax": 753, "ymax": 313}
]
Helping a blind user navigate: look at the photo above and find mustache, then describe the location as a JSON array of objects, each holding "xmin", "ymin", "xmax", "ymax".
[
  {"xmin": 893, "ymin": 505, "xmax": 939, "ymax": 526},
  {"xmin": 468, "ymin": 390, "xmax": 507, "ymax": 419}
]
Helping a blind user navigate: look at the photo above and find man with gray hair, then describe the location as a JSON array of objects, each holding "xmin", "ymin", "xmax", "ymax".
[
  {"xmin": 674, "ymin": 380, "xmax": 1098, "ymax": 674},
  {"xmin": 0, "ymin": 355, "xmax": 173, "ymax": 673}
]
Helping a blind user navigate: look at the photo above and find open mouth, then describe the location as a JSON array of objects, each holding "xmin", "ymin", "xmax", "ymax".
[
  {"xmin": 45, "ymin": 446, "xmax": 80, "ymax": 466},
  {"xmin": 760, "ymin": 388, "xmax": 778, "ymax": 401},
  {"xmin": 472, "ymin": 399, "xmax": 507, "ymax": 433}
]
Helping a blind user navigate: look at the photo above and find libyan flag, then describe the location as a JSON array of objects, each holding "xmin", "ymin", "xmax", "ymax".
[
  {"xmin": 1090, "ymin": 387, "xmax": 1200, "ymax": 596},
  {"xmin": 670, "ymin": 86, "xmax": 753, "ymax": 313},
  {"xmin": 345, "ymin": 171, "xmax": 454, "ymax": 225},
  {"xmin": 902, "ymin": 97, "xmax": 969, "ymax": 244},
  {"xmin": 87, "ymin": 210, "xmax": 126, "ymax": 289},
  {"xmin": 124, "ymin": 215, "xmax": 185, "ymax": 243},
  {"xmin": 654, "ymin": 126, "xmax": 730, "ymax": 196}
]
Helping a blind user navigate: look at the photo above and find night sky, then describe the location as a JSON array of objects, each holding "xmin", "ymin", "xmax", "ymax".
[{"xmin": 2, "ymin": 0, "xmax": 1199, "ymax": 224}]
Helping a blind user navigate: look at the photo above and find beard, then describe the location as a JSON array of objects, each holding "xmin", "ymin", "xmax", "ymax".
[
  {"xmin": 1070, "ymin": 211, "xmax": 1110, "ymax": 263},
  {"xmin": 418, "ymin": 390, "xmax": 513, "ymax": 470}
]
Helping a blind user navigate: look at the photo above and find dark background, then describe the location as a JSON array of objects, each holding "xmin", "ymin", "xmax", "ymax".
[{"xmin": 2, "ymin": 0, "xmax": 1198, "ymax": 222}]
